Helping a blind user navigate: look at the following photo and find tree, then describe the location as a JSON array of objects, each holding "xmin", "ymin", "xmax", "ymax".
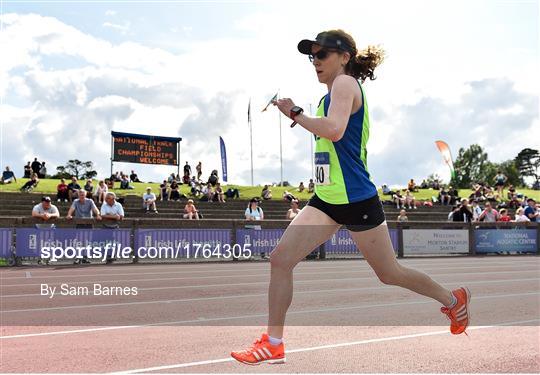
[
  {"xmin": 515, "ymin": 148, "xmax": 540, "ymax": 183},
  {"xmin": 54, "ymin": 160, "xmax": 97, "ymax": 179},
  {"xmin": 451, "ymin": 144, "xmax": 489, "ymax": 188}
]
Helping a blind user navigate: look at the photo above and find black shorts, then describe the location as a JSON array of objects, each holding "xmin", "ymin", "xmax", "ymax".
[{"xmin": 307, "ymin": 193, "xmax": 386, "ymax": 232}]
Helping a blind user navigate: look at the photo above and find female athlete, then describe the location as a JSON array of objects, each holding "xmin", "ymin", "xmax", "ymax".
[{"xmin": 231, "ymin": 29, "xmax": 471, "ymax": 365}]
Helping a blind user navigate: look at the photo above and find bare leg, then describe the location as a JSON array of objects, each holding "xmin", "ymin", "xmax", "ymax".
[
  {"xmin": 267, "ymin": 206, "xmax": 340, "ymax": 339},
  {"xmin": 349, "ymin": 223, "xmax": 454, "ymax": 306}
]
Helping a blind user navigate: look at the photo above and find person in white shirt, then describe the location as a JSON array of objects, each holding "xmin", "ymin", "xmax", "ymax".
[
  {"xmin": 471, "ymin": 200, "xmax": 482, "ymax": 222},
  {"xmin": 286, "ymin": 199, "xmax": 301, "ymax": 220},
  {"xmin": 142, "ymin": 187, "xmax": 158, "ymax": 213},
  {"xmin": 94, "ymin": 180, "xmax": 108, "ymax": 204},
  {"xmin": 100, "ymin": 192, "xmax": 124, "ymax": 222},
  {"xmin": 514, "ymin": 207, "xmax": 531, "ymax": 222}
]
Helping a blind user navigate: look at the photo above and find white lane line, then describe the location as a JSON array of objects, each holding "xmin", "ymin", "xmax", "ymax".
[
  {"xmin": 2, "ymin": 291, "xmax": 538, "ymax": 339},
  {"xmin": 25, "ymin": 272, "xmax": 31, "ymax": 279},
  {"xmin": 107, "ymin": 318, "xmax": 540, "ymax": 374},
  {"xmin": 2, "ymin": 259, "xmax": 537, "ymax": 280},
  {"xmin": 2, "ymin": 277, "xmax": 539, "ymax": 312},
  {"xmin": 3, "ymin": 265, "xmax": 538, "ymax": 288}
]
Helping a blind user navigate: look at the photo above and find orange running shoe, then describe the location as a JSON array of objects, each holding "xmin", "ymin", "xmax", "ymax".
[
  {"xmin": 440, "ymin": 287, "xmax": 471, "ymax": 335},
  {"xmin": 231, "ymin": 333, "xmax": 286, "ymax": 365}
]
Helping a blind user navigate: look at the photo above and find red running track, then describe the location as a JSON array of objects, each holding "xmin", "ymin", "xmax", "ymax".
[{"xmin": 1, "ymin": 256, "xmax": 539, "ymax": 373}]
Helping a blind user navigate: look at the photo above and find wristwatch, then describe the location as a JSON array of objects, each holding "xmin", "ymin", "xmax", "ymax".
[
  {"xmin": 290, "ymin": 106, "xmax": 304, "ymax": 120},
  {"xmin": 289, "ymin": 106, "xmax": 304, "ymax": 128}
]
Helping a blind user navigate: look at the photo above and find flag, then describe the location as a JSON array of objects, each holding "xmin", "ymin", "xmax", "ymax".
[
  {"xmin": 261, "ymin": 92, "xmax": 278, "ymax": 112},
  {"xmin": 435, "ymin": 140, "xmax": 455, "ymax": 178},
  {"xmin": 248, "ymin": 98, "xmax": 251, "ymax": 124},
  {"xmin": 219, "ymin": 136, "xmax": 228, "ymax": 182}
]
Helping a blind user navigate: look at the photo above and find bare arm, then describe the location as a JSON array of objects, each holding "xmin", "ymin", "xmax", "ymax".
[{"xmin": 275, "ymin": 75, "xmax": 359, "ymax": 142}]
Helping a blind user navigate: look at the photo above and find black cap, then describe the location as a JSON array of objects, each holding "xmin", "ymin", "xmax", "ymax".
[
  {"xmin": 250, "ymin": 197, "xmax": 261, "ymax": 203},
  {"xmin": 298, "ymin": 31, "xmax": 353, "ymax": 55},
  {"xmin": 41, "ymin": 196, "xmax": 51, "ymax": 202}
]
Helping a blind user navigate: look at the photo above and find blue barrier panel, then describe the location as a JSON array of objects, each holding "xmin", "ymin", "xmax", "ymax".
[
  {"xmin": 0, "ymin": 228, "xmax": 13, "ymax": 258},
  {"xmin": 236, "ymin": 229, "xmax": 284, "ymax": 256},
  {"xmin": 325, "ymin": 228, "xmax": 399, "ymax": 254},
  {"xmin": 474, "ymin": 228, "xmax": 538, "ymax": 254},
  {"xmin": 15, "ymin": 228, "xmax": 131, "ymax": 258},
  {"xmin": 134, "ymin": 229, "xmax": 232, "ymax": 259}
]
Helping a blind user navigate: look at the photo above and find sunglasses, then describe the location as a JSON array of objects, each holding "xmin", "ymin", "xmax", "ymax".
[{"xmin": 308, "ymin": 48, "xmax": 338, "ymax": 62}]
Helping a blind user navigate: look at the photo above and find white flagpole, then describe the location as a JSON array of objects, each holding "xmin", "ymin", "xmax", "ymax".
[
  {"xmin": 278, "ymin": 90, "xmax": 283, "ymax": 186},
  {"xmin": 249, "ymin": 99, "xmax": 254, "ymax": 186}
]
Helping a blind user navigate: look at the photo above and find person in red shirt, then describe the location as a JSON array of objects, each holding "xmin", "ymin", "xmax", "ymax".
[
  {"xmin": 56, "ymin": 178, "xmax": 69, "ymax": 202},
  {"xmin": 498, "ymin": 208, "xmax": 511, "ymax": 222}
]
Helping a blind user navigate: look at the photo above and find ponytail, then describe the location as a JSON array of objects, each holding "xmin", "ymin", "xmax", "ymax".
[{"xmin": 346, "ymin": 45, "xmax": 385, "ymax": 83}]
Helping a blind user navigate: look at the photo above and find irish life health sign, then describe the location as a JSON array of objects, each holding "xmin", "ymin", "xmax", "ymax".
[{"xmin": 111, "ymin": 131, "xmax": 182, "ymax": 166}]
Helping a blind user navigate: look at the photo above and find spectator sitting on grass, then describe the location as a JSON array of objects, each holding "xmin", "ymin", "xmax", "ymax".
[
  {"xmin": 24, "ymin": 162, "xmax": 31, "ymax": 178},
  {"xmin": 307, "ymin": 179, "xmax": 315, "ymax": 193},
  {"xmin": 130, "ymin": 170, "xmax": 141, "ymax": 183},
  {"xmin": 94, "ymin": 180, "xmax": 108, "ymax": 204},
  {"xmin": 207, "ymin": 170, "xmax": 219, "ymax": 187},
  {"xmin": 407, "ymin": 179, "xmax": 418, "ymax": 192},
  {"xmin": 524, "ymin": 198, "xmax": 538, "ymax": 222},
  {"xmin": 381, "ymin": 184, "xmax": 392, "ymax": 195},
  {"xmin": 439, "ymin": 186, "xmax": 451, "ymax": 206},
  {"xmin": 392, "ymin": 190, "xmax": 406, "ymax": 209},
  {"xmin": 56, "ymin": 178, "xmax": 69, "ymax": 202},
  {"xmin": 202, "ymin": 183, "xmax": 213, "ymax": 201},
  {"xmin": 397, "ymin": 209, "xmax": 408, "ymax": 222},
  {"xmin": 120, "ymin": 174, "xmax": 133, "ymax": 189},
  {"xmin": 261, "ymin": 185, "xmax": 272, "ymax": 200},
  {"xmin": 420, "ymin": 179, "xmax": 428, "ymax": 189},
  {"xmin": 20, "ymin": 173, "xmax": 39, "ymax": 192},
  {"xmin": 514, "ymin": 207, "xmax": 530, "ymax": 222},
  {"xmin": 66, "ymin": 189, "xmax": 101, "ymax": 220},
  {"xmin": 142, "ymin": 187, "xmax": 158, "ymax": 213},
  {"xmin": 105, "ymin": 178, "xmax": 114, "ymax": 189},
  {"xmin": 225, "ymin": 186, "xmax": 240, "ymax": 199},
  {"xmin": 170, "ymin": 180, "xmax": 181, "ymax": 201},
  {"xmin": 214, "ymin": 182, "xmax": 225, "ymax": 202},
  {"xmin": 190, "ymin": 177, "xmax": 203, "ymax": 197},
  {"xmin": 183, "ymin": 199, "xmax": 199, "ymax": 220},
  {"xmin": 478, "ymin": 202, "xmax": 499, "ymax": 222},
  {"xmin": 32, "ymin": 196, "xmax": 60, "ymax": 222},
  {"xmin": 167, "ymin": 173, "xmax": 176, "ymax": 184},
  {"xmin": 497, "ymin": 208, "xmax": 511, "ymax": 222},
  {"xmin": 298, "ymin": 182, "xmax": 305, "ymax": 193},
  {"xmin": 404, "ymin": 190, "xmax": 417, "ymax": 210},
  {"xmin": 67, "ymin": 177, "xmax": 81, "ymax": 201},
  {"xmin": 507, "ymin": 185, "xmax": 517, "ymax": 200},
  {"xmin": 282, "ymin": 190, "xmax": 297, "ymax": 203},
  {"xmin": 286, "ymin": 199, "xmax": 300, "ymax": 220},
  {"xmin": 160, "ymin": 180, "xmax": 169, "ymax": 201},
  {"xmin": 84, "ymin": 179, "xmax": 94, "ymax": 198},
  {"xmin": 1, "ymin": 166, "xmax": 16, "ymax": 184}
]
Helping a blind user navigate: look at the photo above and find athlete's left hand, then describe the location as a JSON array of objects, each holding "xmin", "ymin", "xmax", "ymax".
[{"xmin": 272, "ymin": 98, "xmax": 296, "ymax": 119}]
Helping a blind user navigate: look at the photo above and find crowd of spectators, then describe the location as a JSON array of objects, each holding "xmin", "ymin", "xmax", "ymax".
[{"xmin": 447, "ymin": 198, "xmax": 539, "ymax": 223}]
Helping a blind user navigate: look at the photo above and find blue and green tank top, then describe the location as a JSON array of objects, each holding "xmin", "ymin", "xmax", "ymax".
[{"xmin": 314, "ymin": 81, "xmax": 378, "ymax": 204}]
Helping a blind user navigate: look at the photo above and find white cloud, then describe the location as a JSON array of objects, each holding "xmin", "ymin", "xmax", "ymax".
[
  {"xmin": 1, "ymin": 3, "xmax": 538, "ymax": 188},
  {"xmin": 102, "ymin": 21, "xmax": 130, "ymax": 35}
]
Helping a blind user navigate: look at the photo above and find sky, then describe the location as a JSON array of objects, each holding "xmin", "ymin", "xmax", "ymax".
[{"xmin": 0, "ymin": 0, "xmax": 539, "ymax": 187}]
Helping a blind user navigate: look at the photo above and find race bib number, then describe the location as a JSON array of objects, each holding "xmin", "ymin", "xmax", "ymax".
[{"xmin": 314, "ymin": 152, "xmax": 331, "ymax": 185}]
